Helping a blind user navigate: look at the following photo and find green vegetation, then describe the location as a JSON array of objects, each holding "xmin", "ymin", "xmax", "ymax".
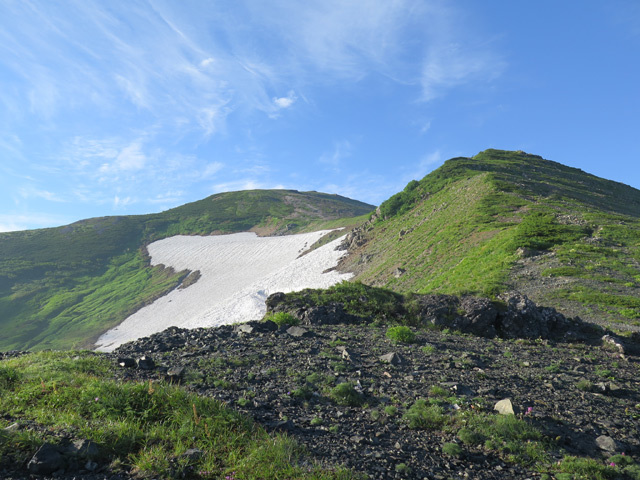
[
  {"xmin": 329, "ymin": 382, "xmax": 364, "ymax": 407},
  {"xmin": 0, "ymin": 190, "xmax": 373, "ymax": 351},
  {"xmin": 403, "ymin": 400, "xmax": 449, "ymax": 430},
  {"xmin": 442, "ymin": 442, "xmax": 463, "ymax": 457},
  {"xmin": 343, "ymin": 149, "xmax": 640, "ymax": 328},
  {"xmin": 552, "ymin": 455, "xmax": 640, "ymax": 480},
  {"xmin": 0, "ymin": 351, "xmax": 356, "ymax": 479},
  {"xmin": 385, "ymin": 325, "xmax": 416, "ymax": 344},
  {"xmin": 282, "ymin": 281, "xmax": 405, "ymax": 321},
  {"xmin": 263, "ymin": 312, "xmax": 299, "ymax": 327}
]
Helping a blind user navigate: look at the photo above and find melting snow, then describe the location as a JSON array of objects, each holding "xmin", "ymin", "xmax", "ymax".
[{"xmin": 95, "ymin": 230, "xmax": 352, "ymax": 351}]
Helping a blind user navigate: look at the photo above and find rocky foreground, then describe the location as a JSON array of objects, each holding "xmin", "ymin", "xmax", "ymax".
[{"xmin": 3, "ymin": 293, "xmax": 640, "ymax": 479}]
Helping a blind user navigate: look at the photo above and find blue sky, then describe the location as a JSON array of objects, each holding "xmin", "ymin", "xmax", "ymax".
[{"xmin": 1, "ymin": 1, "xmax": 639, "ymax": 232}]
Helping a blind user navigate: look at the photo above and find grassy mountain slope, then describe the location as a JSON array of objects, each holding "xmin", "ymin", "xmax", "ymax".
[
  {"xmin": 339, "ymin": 149, "xmax": 640, "ymax": 331},
  {"xmin": 0, "ymin": 190, "xmax": 374, "ymax": 351}
]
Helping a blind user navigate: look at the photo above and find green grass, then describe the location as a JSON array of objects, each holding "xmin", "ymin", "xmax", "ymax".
[
  {"xmin": 0, "ymin": 351, "xmax": 358, "ymax": 479},
  {"xmin": 403, "ymin": 400, "xmax": 449, "ymax": 430}
]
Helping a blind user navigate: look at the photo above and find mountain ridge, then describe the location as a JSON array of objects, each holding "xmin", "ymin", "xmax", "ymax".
[
  {"xmin": 0, "ymin": 189, "xmax": 374, "ymax": 351},
  {"xmin": 338, "ymin": 149, "xmax": 640, "ymax": 333}
]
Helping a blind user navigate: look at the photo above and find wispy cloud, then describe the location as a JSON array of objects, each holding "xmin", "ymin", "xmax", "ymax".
[
  {"xmin": 0, "ymin": 0, "xmax": 507, "ymax": 226},
  {"xmin": 319, "ymin": 140, "xmax": 352, "ymax": 171},
  {"xmin": 421, "ymin": 42, "xmax": 506, "ymax": 101},
  {"xmin": 0, "ymin": 1, "xmax": 504, "ymax": 133},
  {"xmin": 19, "ymin": 187, "xmax": 66, "ymax": 203}
]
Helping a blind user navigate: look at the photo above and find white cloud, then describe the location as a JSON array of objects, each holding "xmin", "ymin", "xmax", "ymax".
[
  {"xmin": 200, "ymin": 57, "xmax": 215, "ymax": 68},
  {"xmin": 273, "ymin": 90, "xmax": 297, "ymax": 109},
  {"xmin": 114, "ymin": 195, "xmax": 134, "ymax": 208},
  {"xmin": 115, "ymin": 142, "xmax": 146, "ymax": 171}
]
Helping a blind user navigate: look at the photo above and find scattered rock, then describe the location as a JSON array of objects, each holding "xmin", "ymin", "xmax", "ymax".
[
  {"xmin": 602, "ymin": 334, "xmax": 625, "ymax": 355},
  {"xmin": 494, "ymin": 398, "xmax": 515, "ymax": 415},
  {"xmin": 379, "ymin": 352, "xmax": 405, "ymax": 365},
  {"xmin": 166, "ymin": 366, "xmax": 185, "ymax": 381},
  {"xmin": 287, "ymin": 326, "xmax": 312, "ymax": 338},
  {"xmin": 595, "ymin": 435, "xmax": 618, "ymax": 453},
  {"xmin": 117, "ymin": 357, "xmax": 135, "ymax": 368},
  {"xmin": 69, "ymin": 439, "xmax": 99, "ymax": 459},
  {"xmin": 137, "ymin": 355, "xmax": 155, "ymax": 370}
]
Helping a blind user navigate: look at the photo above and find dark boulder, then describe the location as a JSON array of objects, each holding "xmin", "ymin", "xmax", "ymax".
[{"xmin": 27, "ymin": 443, "xmax": 65, "ymax": 475}]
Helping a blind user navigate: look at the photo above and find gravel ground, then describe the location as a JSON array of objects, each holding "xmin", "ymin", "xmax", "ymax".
[
  {"xmin": 3, "ymin": 318, "xmax": 639, "ymax": 479},
  {"xmin": 109, "ymin": 320, "xmax": 640, "ymax": 479}
]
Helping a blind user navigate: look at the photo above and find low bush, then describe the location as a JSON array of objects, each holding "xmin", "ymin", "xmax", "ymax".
[
  {"xmin": 386, "ymin": 326, "xmax": 416, "ymax": 344},
  {"xmin": 264, "ymin": 311, "xmax": 299, "ymax": 327},
  {"xmin": 329, "ymin": 382, "xmax": 364, "ymax": 407},
  {"xmin": 403, "ymin": 400, "xmax": 448, "ymax": 430},
  {"xmin": 442, "ymin": 442, "xmax": 463, "ymax": 457}
]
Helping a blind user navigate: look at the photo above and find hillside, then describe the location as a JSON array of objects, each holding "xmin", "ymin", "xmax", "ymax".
[
  {"xmin": 338, "ymin": 149, "xmax": 640, "ymax": 332},
  {"xmin": 0, "ymin": 190, "xmax": 374, "ymax": 351}
]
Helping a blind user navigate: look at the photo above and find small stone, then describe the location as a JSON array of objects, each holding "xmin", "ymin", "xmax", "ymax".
[
  {"xmin": 379, "ymin": 352, "xmax": 405, "ymax": 365},
  {"xmin": 166, "ymin": 366, "xmax": 185, "ymax": 380},
  {"xmin": 236, "ymin": 324, "xmax": 255, "ymax": 334},
  {"xmin": 71, "ymin": 439, "xmax": 99, "ymax": 459},
  {"xmin": 137, "ymin": 355, "xmax": 155, "ymax": 370},
  {"xmin": 596, "ymin": 435, "xmax": 618, "ymax": 453},
  {"xmin": 287, "ymin": 326, "xmax": 311, "ymax": 338},
  {"xmin": 85, "ymin": 460, "xmax": 98, "ymax": 472},
  {"xmin": 181, "ymin": 448, "xmax": 204, "ymax": 460},
  {"xmin": 494, "ymin": 398, "xmax": 515, "ymax": 415},
  {"xmin": 341, "ymin": 348, "xmax": 356, "ymax": 362},
  {"xmin": 117, "ymin": 357, "xmax": 135, "ymax": 368}
]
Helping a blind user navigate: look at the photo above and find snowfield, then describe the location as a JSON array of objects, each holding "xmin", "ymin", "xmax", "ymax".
[{"xmin": 95, "ymin": 230, "xmax": 352, "ymax": 352}]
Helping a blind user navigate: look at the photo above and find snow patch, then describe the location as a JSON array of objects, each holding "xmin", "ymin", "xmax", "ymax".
[{"xmin": 95, "ymin": 230, "xmax": 352, "ymax": 351}]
